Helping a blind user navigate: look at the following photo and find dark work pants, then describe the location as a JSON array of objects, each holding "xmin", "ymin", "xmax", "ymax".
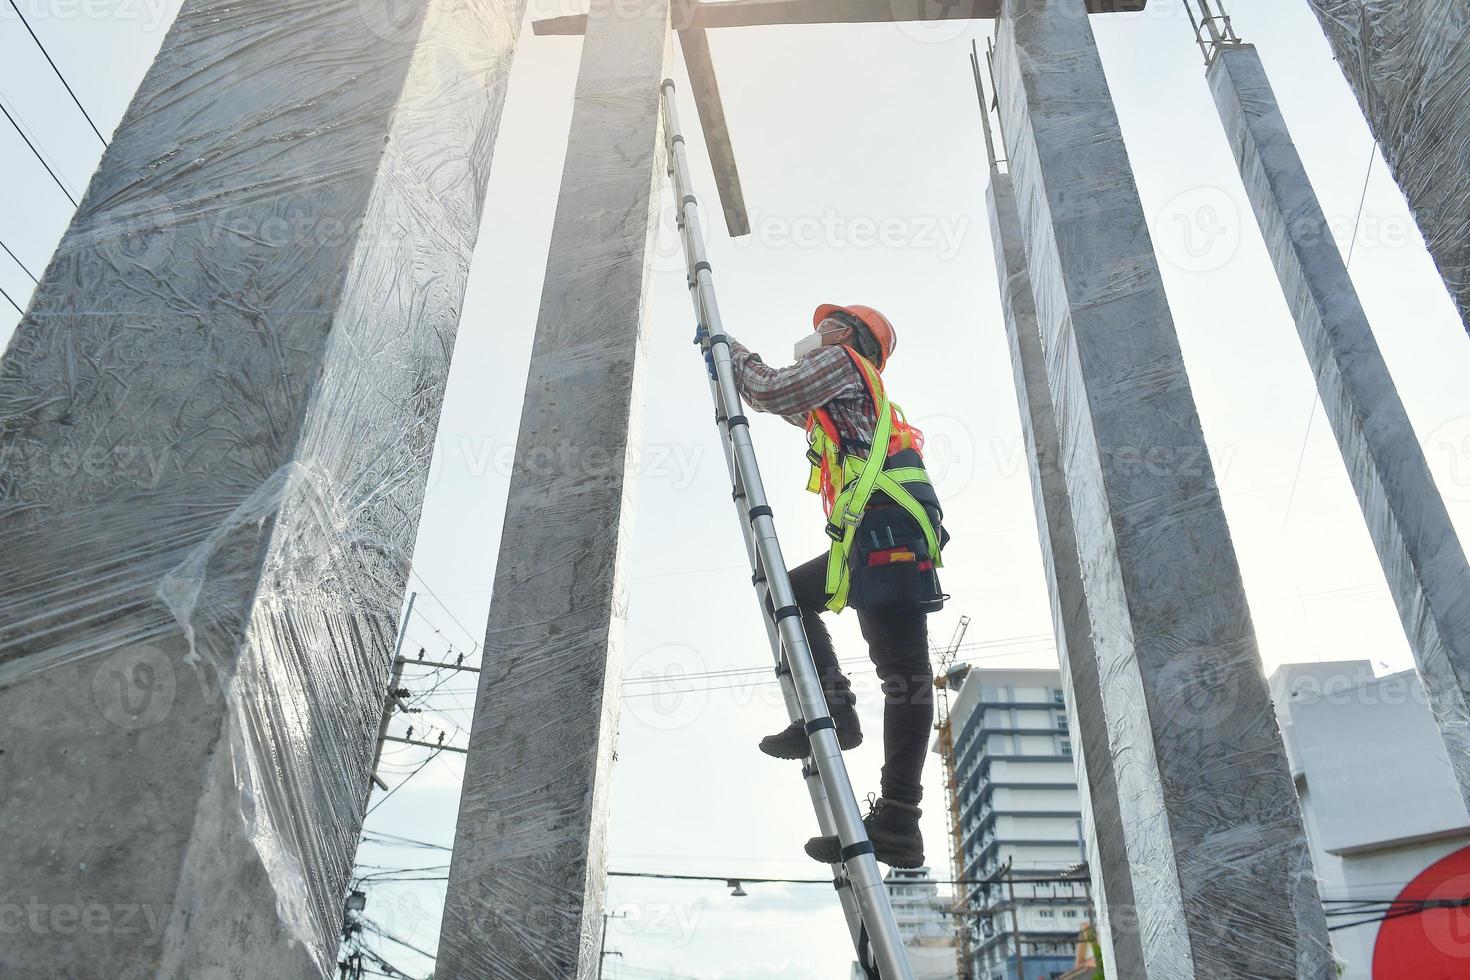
[{"xmin": 787, "ymin": 554, "xmax": 933, "ymax": 806}]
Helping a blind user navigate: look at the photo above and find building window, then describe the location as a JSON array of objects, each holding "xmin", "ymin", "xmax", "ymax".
[
  {"xmin": 1064, "ymin": 909, "xmax": 1079, "ymax": 918},
  {"xmin": 1060, "ymin": 738, "xmax": 1072, "ymax": 756},
  {"xmin": 1038, "ymin": 909, "xmax": 1055, "ymax": 918},
  {"xmin": 1052, "ymin": 688, "xmax": 1065, "ymax": 704},
  {"xmin": 1056, "ymin": 713, "xmax": 1069, "ymax": 732}
]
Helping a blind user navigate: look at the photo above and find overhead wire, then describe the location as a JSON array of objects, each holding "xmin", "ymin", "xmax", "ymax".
[
  {"xmin": 1279, "ymin": 138, "xmax": 1378, "ymax": 538},
  {"xmin": 408, "ymin": 566, "xmax": 481, "ymax": 651},
  {"xmin": 352, "ymin": 831, "xmax": 1092, "ymax": 891},
  {"xmin": 0, "ymin": 96, "xmax": 76, "ymax": 205},
  {"xmin": 360, "ymin": 916, "xmax": 441, "ymax": 961},
  {"xmin": 417, "ymin": 633, "xmax": 1061, "ymax": 702},
  {"xmin": 365, "ymin": 745, "xmax": 445, "ymax": 817},
  {"xmin": 1, "ymin": 237, "xmax": 36, "ymax": 283},
  {"xmin": 4, "ymin": 0, "xmax": 107, "ymax": 146}
]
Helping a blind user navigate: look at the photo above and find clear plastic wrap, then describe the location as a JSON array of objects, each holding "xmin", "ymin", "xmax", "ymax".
[
  {"xmin": 1308, "ymin": 0, "xmax": 1470, "ymax": 334},
  {"xmin": 1208, "ymin": 42, "xmax": 1470, "ymax": 819},
  {"xmin": 993, "ymin": 0, "xmax": 1334, "ymax": 975},
  {"xmin": 986, "ymin": 172, "xmax": 1141, "ymax": 980},
  {"xmin": 434, "ymin": 1, "xmax": 670, "ymax": 975},
  {"xmin": 0, "ymin": 0, "xmax": 522, "ymax": 975}
]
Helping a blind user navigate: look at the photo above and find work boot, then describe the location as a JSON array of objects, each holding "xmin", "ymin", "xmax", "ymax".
[
  {"xmin": 804, "ymin": 796, "xmax": 924, "ymax": 869},
  {"xmin": 758, "ymin": 709, "xmax": 863, "ymax": 760},
  {"xmin": 759, "ymin": 663, "xmax": 861, "ymax": 759}
]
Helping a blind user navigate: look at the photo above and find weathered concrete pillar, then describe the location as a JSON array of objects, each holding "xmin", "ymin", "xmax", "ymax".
[
  {"xmin": 994, "ymin": 1, "xmax": 1333, "ymax": 975},
  {"xmin": 986, "ymin": 171, "xmax": 1143, "ymax": 980},
  {"xmin": 1207, "ymin": 42, "xmax": 1470, "ymax": 808},
  {"xmin": 435, "ymin": 1, "xmax": 669, "ymax": 975},
  {"xmin": 1307, "ymin": 0, "xmax": 1470, "ymax": 335},
  {"xmin": 0, "ymin": 0, "xmax": 524, "ymax": 976}
]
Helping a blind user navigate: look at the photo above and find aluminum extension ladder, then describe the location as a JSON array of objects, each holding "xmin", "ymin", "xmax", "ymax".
[{"xmin": 659, "ymin": 79, "xmax": 916, "ymax": 980}]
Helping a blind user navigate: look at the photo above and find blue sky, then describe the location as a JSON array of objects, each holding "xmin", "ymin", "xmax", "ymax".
[{"xmin": 3, "ymin": 0, "xmax": 1469, "ymax": 977}]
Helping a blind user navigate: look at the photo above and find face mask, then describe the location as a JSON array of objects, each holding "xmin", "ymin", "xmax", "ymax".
[
  {"xmin": 793, "ymin": 332, "xmax": 825, "ymax": 360},
  {"xmin": 794, "ymin": 321, "xmax": 850, "ymax": 361}
]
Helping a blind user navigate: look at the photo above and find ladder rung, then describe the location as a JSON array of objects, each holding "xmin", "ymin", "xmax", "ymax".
[{"xmin": 659, "ymin": 78, "xmax": 914, "ymax": 980}]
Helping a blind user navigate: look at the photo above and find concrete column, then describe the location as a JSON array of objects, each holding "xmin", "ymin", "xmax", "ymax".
[
  {"xmin": 986, "ymin": 172, "xmax": 1143, "ymax": 980},
  {"xmin": 1307, "ymin": 0, "xmax": 1470, "ymax": 336},
  {"xmin": 1208, "ymin": 44, "xmax": 1470, "ymax": 807},
  {"xmin": 994, "ymin": 1, "xmax": 1333, "ymax": 975},
  {"xmin": 435, "ymin": 1, "xmax": 670, "ymax": 975},
  {"xmin": 0, "ymin": 0, "xmax": 523, "ymax": 976}
]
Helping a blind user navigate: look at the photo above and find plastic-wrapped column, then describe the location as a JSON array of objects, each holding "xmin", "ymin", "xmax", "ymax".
[
  {"xmin": 435, "ymin": 0, "xmax": 671, "ymax": 975},
  {"xmin": 1308, "ymin": 0, "xmax": 1470, "ymax": 336},
  {"xmin": 987, "ymin": 171, "xmax": 1143, "ymax": 979},
  {"xmin": 993, "ymin": 0, "xmax": 1334, "ymax": 974},
  {"xmin": 1208, "ymin": 43, "xmax": 1470, "ymax": 810},
  {"xmin": 0, "ymin": 0, "xmax": 524, "ymax": 976}
]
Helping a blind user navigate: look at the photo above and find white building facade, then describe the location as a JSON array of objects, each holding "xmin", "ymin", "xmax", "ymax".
[
  {"xmin": 1270, "ymin": 661, "xmax": 1470, "ymax": 978},
  {"xmin": 942, "ymin": 668, "xmax": 1090, "ymax": 980},
  {"xmin": 850, "ymin": 867, "xmax": 961, "ymax": 980}
]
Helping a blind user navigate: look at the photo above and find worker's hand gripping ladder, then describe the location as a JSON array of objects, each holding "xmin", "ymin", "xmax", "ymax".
[{"xmin": 659, "ymin": 79, "xmax": 916, "ymax": 980}]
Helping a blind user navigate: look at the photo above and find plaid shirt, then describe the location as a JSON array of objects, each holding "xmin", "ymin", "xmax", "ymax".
[{"xmin": 728, "ymin": 341, "xmax": 878, "ymax": 453}]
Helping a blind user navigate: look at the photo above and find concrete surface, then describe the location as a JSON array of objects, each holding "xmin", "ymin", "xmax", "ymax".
[
  {"xmin": 1208, "ymin": 42, "xmax": 1470, "ymax": 814},
  {"xmin": 434, "ymin": 0, "xmax": 671, "ymax": 975},
  {"xmin": 0, "ymin": 0, "xmax": 524, "ymax": 975},
  {"xmin": 994, "ymin": 0, "xmax": 1334, "ymax": 974}
]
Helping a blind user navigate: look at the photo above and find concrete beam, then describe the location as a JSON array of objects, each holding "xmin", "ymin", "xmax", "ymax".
[
  {"xmin": 434, "ymin": 0, "xmax": 670, "ymax": 974},
  {"xmin": 0, "ymin": 0, "xmax": 523, "ymax": 975},
  {"xmin": 994, "ymin": 1, "xmax": 1333, "ymax": 975},
  {"xmin": 986, "ymin": 171, "xmax": 1144, "ymax": 980},
  {"xmin": 1307, "ymin": 0, "xmax": 1470, "ymax": 335},
  {"xmin": 679, "ymin": 27, "xmax": 750, "ymax": 237},
  {"xmin": 1207, "ymin": 43, "xmax": 1470, "ymax": 809},
  {"xmin": 532, "ymin": 0, "xmax": 1148, "ymax": 34}
]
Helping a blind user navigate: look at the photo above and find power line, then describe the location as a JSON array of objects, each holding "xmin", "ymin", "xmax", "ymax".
[
  {"xmin": 408, "ymin": 567, "xmax": 480, "ymax": 650},
  {"xmin": 361, "ymin": 916, "xmax": 440, "ymax": 961},
  {"xmin": 1345, "ymin": 139, "xmax": 1376, "ymax": 269},
  {"xmin": 356, "ymin": 946, "xmax": 422, "ymax": 980},
  {"xmin": 412, "ymin": 633, "xmax": 1061, "ymax": 701},
  {"xmin": 1282, "ymin": 138, "xmax": 1378, "ymax": 538},
  {"xmin": 1, "ymin": 237, "xmax": 36, "ymax": 282},
  {"xmin": 352, "ymin": 831, "xmax": 1091, "ymax": 891},
  {"xmin": 0, "ymin": 95, "xmax": 76, "ymax": 205},
  {"xmin": 363, "ymin": 830, "xmax": 451, "ymax": 851},
  {"xmin": 365, "ymin": 746, "xmax": 445, "ymax": 817},
  {"xmin": 1, "ymin": 282, "xmax": 20, "ymax": 316},
  {"xmin": 4, "ymin": 0, "xmax": 107, "ymax": 146}
]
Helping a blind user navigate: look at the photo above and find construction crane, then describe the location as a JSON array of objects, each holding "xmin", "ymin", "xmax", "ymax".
[{"xmin": 933, "ymin": 614, "xmax": 972, "ymax": 980}]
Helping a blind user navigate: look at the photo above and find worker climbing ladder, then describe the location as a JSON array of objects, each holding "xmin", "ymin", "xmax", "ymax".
[{"xmin": 659, "ymin": 79, "xmax": 916, "ymax": 980}]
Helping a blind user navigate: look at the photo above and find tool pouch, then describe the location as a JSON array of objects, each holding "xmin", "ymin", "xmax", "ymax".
[{"xmin": 846, "ymin": 506, "xmax": 945, "ymax": 614}]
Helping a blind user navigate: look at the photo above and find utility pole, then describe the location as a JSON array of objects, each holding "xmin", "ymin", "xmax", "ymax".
[
  {"xmin": 596, "ymin": 910, "xmax": 627, "ymax": 979},
  {"xmin": 369, "ymin": 592, "xmax": 417, "ymax": 790},
  {"xmin": 1005, "ymin": 859, "xmax": 1025, "ymax": 980}
]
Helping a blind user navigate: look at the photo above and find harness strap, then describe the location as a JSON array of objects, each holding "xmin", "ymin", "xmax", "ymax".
[
  {"xmin": 805, "ymin": 349, "xmax": 943, "ymax": 613},
  {"xmin": 823, "ymin": 470, "xmax": 941, "ymax": 612},
  {"xmin": 824, "ymin": 383, "xmax": 895, "ymax": 537}
]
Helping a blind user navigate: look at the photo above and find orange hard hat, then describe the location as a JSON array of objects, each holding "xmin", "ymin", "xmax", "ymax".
[{"xmin": 813, "ymin": 303, "xmax": 897, "ymax": 370}]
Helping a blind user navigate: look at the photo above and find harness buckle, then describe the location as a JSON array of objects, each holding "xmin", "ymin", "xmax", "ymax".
[
  {"xmin": 806, "ymin": 449, "xmax": 823, "ymax": 466},
  {"xmin": 825, "ymin": 522, "xmax": 845, "ymax": 542}
]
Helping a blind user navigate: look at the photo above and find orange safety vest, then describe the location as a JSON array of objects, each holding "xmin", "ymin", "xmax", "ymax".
[
  {"xmin": 804, "ymin": 347, "xmax": 925, "ymax": 517},
  {"xmin": 802, "ymin": 347, "xmax": 941, "ymax": 612}
]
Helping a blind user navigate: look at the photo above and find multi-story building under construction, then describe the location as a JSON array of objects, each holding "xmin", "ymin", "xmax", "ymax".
[{"xmin": 942, "ymin": 668, "xmax": 1091, "ymax": 980}]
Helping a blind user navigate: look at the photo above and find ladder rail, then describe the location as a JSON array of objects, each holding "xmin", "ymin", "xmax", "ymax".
[
  {"xmin": 660, "ymin": 78, "xmax": 915, "ymax": 980},
  {"xmin": 657, "ymin": 86, "xmax": 867, "ymax": 956}
]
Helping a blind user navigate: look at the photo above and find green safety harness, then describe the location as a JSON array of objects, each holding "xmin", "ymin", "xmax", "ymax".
[{"xmin": 806, "ymin": 351, "xmax": 943, "ymax": 612}]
